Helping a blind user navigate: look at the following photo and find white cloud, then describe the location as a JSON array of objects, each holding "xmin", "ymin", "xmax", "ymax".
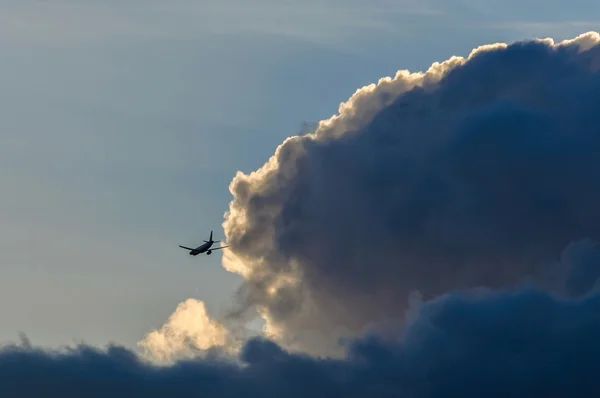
[{"xmin": 138, "ymin": 299, "xmax": 231, "ymax": 363}]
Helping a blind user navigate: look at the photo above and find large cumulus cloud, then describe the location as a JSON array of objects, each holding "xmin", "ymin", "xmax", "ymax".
[
  {"xmin": 4, "ymin": 286, "xmax": 600, "ymax": 397},
  {"xmin": 221, "ymin": 31, "xmax": 600, "ymax": 354}
]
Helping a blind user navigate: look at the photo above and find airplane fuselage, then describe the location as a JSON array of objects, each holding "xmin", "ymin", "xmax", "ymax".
[{"xmin": 190, "ymin": 241, "xmax": 214, "ymax": 256}]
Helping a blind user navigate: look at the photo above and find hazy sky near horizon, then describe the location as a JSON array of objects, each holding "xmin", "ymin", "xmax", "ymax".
[{"xmin": 1, "ymin": 0, "xmax": 598, "ymax": 349}]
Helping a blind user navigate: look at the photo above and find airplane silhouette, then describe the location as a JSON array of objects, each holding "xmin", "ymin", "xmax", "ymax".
[{"xmin": 178, "ymin": 231, "xmax": 229, "ymax": 256}]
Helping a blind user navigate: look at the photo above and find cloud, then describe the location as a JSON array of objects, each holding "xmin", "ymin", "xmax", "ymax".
[
  {"xmin": 4, "ymin": 286, "xmax": 600, "ymax": 397},
  {"xmin": 218, "ymin": 31, "xmax": 600, "ymax": 354},
  {"xmin": 137, "ymin": 299, "xmax": 231, "ymax": 363}
]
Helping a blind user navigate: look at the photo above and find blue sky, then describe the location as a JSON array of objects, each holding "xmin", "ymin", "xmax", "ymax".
[{"xmin": 1, "ymin": 0, "xmax": 598, "ymax": 349}]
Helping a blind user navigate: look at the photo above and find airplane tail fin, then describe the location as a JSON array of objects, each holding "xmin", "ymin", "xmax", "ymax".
[{"xmin": 204, "ymin": 231, "xmax": 219, "ymax": 243}]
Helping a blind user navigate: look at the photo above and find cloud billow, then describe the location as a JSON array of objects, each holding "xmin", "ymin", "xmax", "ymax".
[{"xmin": 222, "ymin": 32, "xmax": 600, "ymax": 353}]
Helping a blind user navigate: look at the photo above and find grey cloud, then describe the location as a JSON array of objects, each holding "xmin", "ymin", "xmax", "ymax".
[
  {"xmin": 223, "ymin": 32, "xmax": 600, "ymax": 353},
  {"xmin": 2, "ymin": 287, "xmax": 600, "ymax": 397}
]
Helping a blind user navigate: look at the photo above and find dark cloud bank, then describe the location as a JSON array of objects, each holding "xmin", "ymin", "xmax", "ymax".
[
  {"xmin": 3, "ymin": 287, "xmax": 600, "ymax": 397},
  {"xmin": 8, "ymin": 32, "xmax": 600, "ymax": 395}
]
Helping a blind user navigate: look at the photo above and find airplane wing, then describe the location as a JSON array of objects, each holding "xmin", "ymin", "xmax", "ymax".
[
  {"xmin": 179, "ymin": 245, "xmax": 195, "ymax": 250},
  {"xmin": 210, "ymin": 245, "xmax": 229, "ymax": 251}
]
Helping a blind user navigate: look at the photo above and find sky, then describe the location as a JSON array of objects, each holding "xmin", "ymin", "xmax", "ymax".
[
  {"xmin": 4, "ymin": 1, "xmax": 600, "ymax": 396},
  {"xmin": 1, "ymin": 0, "xmax": 600, "ymax": 365}
]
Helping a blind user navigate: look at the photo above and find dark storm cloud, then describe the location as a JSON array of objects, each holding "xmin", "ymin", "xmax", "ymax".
[
  {"xmin": 222, "ymin": 32, "xmax": 600, "ymax": 352},
  {"xmin": 3, "ymin": 287, "xmax": 600, "ymax": 397}
]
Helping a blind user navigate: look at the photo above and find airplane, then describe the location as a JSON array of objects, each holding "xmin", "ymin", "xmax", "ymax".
[{"xmin": 178, "ymin": 230, "xmax": 229, "ymax": 256}]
